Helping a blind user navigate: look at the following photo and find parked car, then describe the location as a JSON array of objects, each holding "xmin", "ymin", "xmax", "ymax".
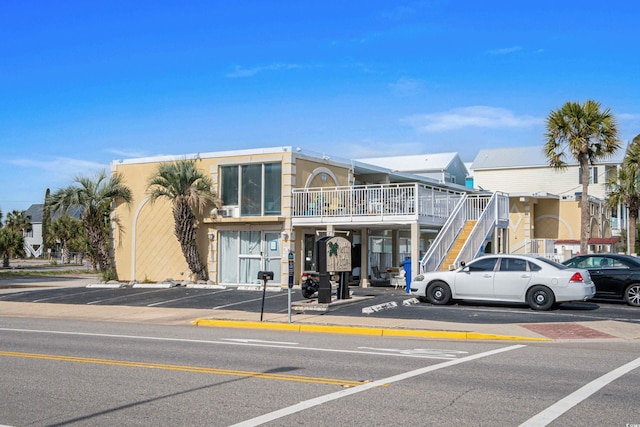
[
  {"xmin": 410, "ymin": 254, "xmax": 595, "ymax": 310},
  {"xmin": 562, "ymin": 254, "xmax": 640, "ymax": 306}
]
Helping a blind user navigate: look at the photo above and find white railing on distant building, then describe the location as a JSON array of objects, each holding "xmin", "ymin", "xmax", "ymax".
[{"xmin": 511, "ymin": 239, "xmax": 564, "ymax": 262}]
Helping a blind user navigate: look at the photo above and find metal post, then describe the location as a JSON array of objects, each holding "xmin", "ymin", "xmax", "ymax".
[
  {"xmin": 288, "ymin": 251, "xmax": 294, "ymax": 323},
  {"xmin": 260, "ymin": 277, "xmax": 267, "ymax": 322}
]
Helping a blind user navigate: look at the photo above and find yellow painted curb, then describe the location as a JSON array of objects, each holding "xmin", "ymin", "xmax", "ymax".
[{"xmin": 192, "ymin": 318, "xmax": 552, "ymax": 341}]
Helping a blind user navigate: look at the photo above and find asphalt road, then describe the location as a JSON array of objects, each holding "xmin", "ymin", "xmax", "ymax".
[
  {"xmin": 1, "ymin": 317, "xmax": 639, "ymax": 426},
  {"xmin": 1, "ymin": 284, "xmax": 638, "ymax": 326}
]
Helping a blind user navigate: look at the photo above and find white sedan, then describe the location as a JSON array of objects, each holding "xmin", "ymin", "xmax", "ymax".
[{"xmin": 410, "ymin": 254, "xmax": 596, "ymax": 310}]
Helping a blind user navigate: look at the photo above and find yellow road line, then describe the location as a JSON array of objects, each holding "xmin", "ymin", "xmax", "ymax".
[{"xmin": 0, "ymin": 350, "xmax": 365, "ymax": 387}]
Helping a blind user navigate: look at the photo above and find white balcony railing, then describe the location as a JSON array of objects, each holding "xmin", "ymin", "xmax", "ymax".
[{"xmin": 291, "ymin": 183, "xmax": 465, "ymax": 221}]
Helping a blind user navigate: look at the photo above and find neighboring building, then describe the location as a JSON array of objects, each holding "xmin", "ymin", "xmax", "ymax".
[
  {"xmin": 111, "ymin": 147, "xmax": 507, "ymax": 286},
  {"xmin": 471, "ymin": 145, "xmax": 626, "ymax": 258},
  {"xmin": 23, "ymin": 204, "xmax": 43, "ymax": 258},
  {"xmin": 357, "ymin": 152, "xmax": 469, "ymax": 187},
  {"xmin": 23, "ymin": 204, "xmax": 83, "ymax": 258}
]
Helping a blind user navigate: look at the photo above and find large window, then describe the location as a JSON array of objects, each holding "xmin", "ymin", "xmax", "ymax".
[{"xmin": 220, "ymin": 162, "xmax": 281, "ymax": 216}]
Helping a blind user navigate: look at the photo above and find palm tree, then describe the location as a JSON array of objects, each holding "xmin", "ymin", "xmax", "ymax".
[
  {"xmin": 50, "ymin": 215, "xmax": 84, "ymax": 264},
  {"xmin": 544, "ymin": 100, "xmax": 621, "ymax": 254},
  {"xmin": 0, "ymin": 228, "xmax": 25, "ymax": 267},
  {"xmin": 607, "ymin": 165, "xmax": 640, "ymax": 254},
  {"xmin": 5, "ymin": 210, "xmax": 32, "ymax": 236},
  {"xmin": 607, "ymin": 134, "xmax": 640, "ymax": 254},
  {"xmin": 147, "ymin": 158, "xmax": 220, "ymax": 282},
  {"xmin": 48, "ymin": 170, "xmax": 132, "ymax": 279},
  {"xmin": 42, "ymin": 188, "xmax": 53, "ymax": 254}
]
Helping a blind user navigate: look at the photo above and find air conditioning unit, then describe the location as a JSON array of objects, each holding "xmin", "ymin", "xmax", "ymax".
[{"xmin": 218, "ymin": 206, "xmax": 239, "ymax": 218}]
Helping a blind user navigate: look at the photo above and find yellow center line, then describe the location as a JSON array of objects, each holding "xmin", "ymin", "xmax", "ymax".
[{"xmin": 0, "ymin": 350, "xmax": 365, "ymax": 387}]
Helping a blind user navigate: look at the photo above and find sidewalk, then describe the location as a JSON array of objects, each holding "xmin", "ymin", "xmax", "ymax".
[{"xmin": 1, "ymin": 276, "xmax": 639, "ymax": 342}]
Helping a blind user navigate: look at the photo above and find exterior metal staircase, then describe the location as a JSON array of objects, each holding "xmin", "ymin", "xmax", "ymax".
[
  {"xmin": 439, "ymin": 220, "xmax": 477, "ymax": 270},
  {"xmin": 420, "ymin": 192, "xmax": 509, "ymax": 273}
]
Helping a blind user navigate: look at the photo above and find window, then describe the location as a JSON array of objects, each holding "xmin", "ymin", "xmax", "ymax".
[
  {"xmin": 220, "ymin": 166, "xmax": 238, "ymax": 205},
  {"xmin": 220, "ymin": 162, "xmax": 282, "ymax": 216},
  {"xmin": 499, "ymin": 258, "xmax": 527, "ymax": 272},
  {"xmin": 578, "ymin": 166, "xmax": 598, "ymax": 184},
  {"xmin": 467, "ymin": 257, "xmax": 497, "ymax": 272}
]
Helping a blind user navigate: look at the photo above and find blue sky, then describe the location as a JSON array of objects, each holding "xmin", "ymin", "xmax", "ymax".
[{"xmin": 2, "ymin": 0, "xmax": 640, "ymax": 212}]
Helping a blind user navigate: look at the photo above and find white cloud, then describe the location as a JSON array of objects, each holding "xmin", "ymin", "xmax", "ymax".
[
  {"xmin": 226, "ymin": 63, "xmax": 302, "ymax": 78},
  {"xmin": 11, "ymin": 157, "xmax": 108, "ymax": 178},
  {"xmin": 108, "ymin": 148, "xmax": 148, "ymax": 158},
  {"xmin": 402, "ymin": 106, "xmax": 542, "ymax": 133},
  {"xmin": 486, "ymin": 46, "xmax": 522, "ymax": 55},
  {"xmin": 389, "ymin": 77, "xmax": 424, "ymax": 95}
]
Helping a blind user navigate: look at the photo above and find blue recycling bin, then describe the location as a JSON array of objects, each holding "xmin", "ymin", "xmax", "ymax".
[{"xmin": 402, "ymin": 258, "xmax": 411, "ymax": 293}]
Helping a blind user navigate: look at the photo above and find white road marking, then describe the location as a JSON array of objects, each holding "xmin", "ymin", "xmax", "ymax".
[
  {"xmin": 86, "ymin": 288, "xmax": 169, "ymax": 305},
  {"xmin": 402, "ymin": 297, "xmax": 420, "ymax": 306},
  {"xmin": 0, "ymin": 328, "xmax": 458, "ymax": 360},
  {"xmin": 211, "ymin": 292, "xmax": 286, "ymax": 310},
  {"xmin": 223, "ymin": 338, "xmax": 298, "ymax": 345},
  {"xmin": 358, "ymin": 347, "xmax": 469, "ymax": 358},
  {"xmin": 146, "ymin": 289, "xmax": 234, "ymax": 307},
  {"xmin": 230, "ymin": 345, "xmax": 527, "ymax": 427},
  {"xmin": 519, "ymin": 355, "xmax": 640, "ymax": 426},
  {"xmin": 362, "ymin": 301, "xmax": 397, "ymax": 314}
]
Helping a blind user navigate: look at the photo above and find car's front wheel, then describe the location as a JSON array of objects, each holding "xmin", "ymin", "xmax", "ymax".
[
  {"xmin": 624, "ymin": 283, "xmax": 640, "ymax": 307},
  {"xmin": 527, "ymin": 285, "xmax": 555, "ymax": 311},
  {"xmin": 426, "ymin": 281, "xmax": 451, "ymax": 305}
]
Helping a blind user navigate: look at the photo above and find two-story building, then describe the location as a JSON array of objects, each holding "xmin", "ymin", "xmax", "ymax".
[
  {"xmin": 470, "ymin": 145, "xmax": 625, "ymax": 258},
  {"xmin": 110, "ymin": 147, "xmax": 508, "ymax": 286}
]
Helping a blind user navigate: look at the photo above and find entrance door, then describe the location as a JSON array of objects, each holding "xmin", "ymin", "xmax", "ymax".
[
  {"xmin": 219, "ymin": 230, "xmax": 282, "ymax": 285},
  {"xmin": 264, "ymin": 232, "xmax": 281, "ymax": 281}
]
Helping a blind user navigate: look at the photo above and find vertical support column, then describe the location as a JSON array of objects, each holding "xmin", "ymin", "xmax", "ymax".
[
  {"xmin": 391, "ymin": 229, "xmax": 400, "ymax": 267},
  {"xmin": 411, "ymin": 222, "xmax": 420, "ymax": 279},
  {"xmin": 360, "ymin": 228, "xmax": 370, "ymax": 288}
]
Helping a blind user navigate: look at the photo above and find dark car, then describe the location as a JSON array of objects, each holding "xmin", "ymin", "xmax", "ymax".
[{"xmin": 562, "ymin": 254, "xmax": 640, "ymax": 306}]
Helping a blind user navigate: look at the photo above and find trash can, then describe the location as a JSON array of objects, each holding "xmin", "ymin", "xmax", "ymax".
[{"xmin": 402, "ymin": 257, "xmax": 411, "ymax": 293}]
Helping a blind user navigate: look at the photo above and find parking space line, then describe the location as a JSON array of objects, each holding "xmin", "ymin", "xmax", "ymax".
[
  {"xmin": 519, "ymin": 356, "xmax": 640, "ymax": 426},
  {"xmin": 30, "ymin": 288, "xmax": 109, "ymax": 303},
  {"xmin": 211, "ymin": 292, "xmax": 287, "ymax": 310},
  {"xmin": 230, "ymin": 344, "xmax": 527, "ymax": 427},
  {"xmin": 86, "ymin": 288, "xmax": 171, "ymax": 305},
  {"xmin": 147, "ymin": 289, "xmax": 235, "ymax": 307}
]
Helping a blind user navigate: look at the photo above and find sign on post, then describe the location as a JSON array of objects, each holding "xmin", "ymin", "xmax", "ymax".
[{"xmin": 317, "ymin": 236, "xmax": 352, "ymax": 303}]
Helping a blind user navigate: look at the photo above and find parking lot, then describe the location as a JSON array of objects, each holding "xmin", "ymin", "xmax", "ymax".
[{"xmin": 1, "ymin": 283, "xmax": 638, "ymax": 326}]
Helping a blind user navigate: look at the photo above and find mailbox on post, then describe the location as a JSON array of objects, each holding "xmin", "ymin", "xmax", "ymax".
[
  {"xmin": 257, "ymin": 271, "xmax": 274, "ymax": 321},
  {"xmin": 257, "ymin": 271, "xmax": 274, "ymax": 281}
]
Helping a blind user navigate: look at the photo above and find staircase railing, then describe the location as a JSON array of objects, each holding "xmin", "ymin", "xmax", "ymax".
[
  {"xmin": 419, "ymin": 194, "xmax": 468, "ymax": 273},
  {"xmin": 454, "ymin": 193, "xmax": 508, "ymax": 267}
]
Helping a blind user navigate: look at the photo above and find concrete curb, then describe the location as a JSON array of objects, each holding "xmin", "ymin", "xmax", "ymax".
[{"xmin": 191, "ymin": 318, "xmax": 552, "ymax": 341}]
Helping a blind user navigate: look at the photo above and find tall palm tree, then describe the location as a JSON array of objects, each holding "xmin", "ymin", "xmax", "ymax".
[
  {"xmin": 544, "ymin": 100, "xmax": 620, "ymax": 254},
  {"xmin": 5, "ymin": 210, "xmax": 32, "ymax": 235},
  {"xmin": 50, "ymin": 215, "xmax": 84, "ymax": 264},
  {"xmin": 48, "ymin": 170, "xmax": 132, "ymax": 279},
  {"xmin": 608, "ymin": 133, "xmax": 640, "ymax": 254},
  {"xmin": 607, "ymin": 165, "xmax": 640, "ymax": 254},
  {"xmin": 147, "ymin": 158, "xmax": 220, "ymax": 282}
]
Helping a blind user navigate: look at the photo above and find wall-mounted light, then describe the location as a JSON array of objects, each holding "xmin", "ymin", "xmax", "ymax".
[
  {"xmin": 208, "ymin": 231, "xmax": 215, "ymax": 241},
  {"xmin": 281, "ymin": 231, "xmax": 289, "ymax": 241}
]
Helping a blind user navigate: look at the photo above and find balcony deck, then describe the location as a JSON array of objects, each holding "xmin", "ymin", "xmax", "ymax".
[{"xmin": 291, "ymin": 183, "xmax": 466, "ymax": 228}]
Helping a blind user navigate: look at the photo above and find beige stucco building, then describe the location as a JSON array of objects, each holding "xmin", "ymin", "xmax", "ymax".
[{"xmin": 111, "ymin": 147, "xmax": 492, "ymax": 286}]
